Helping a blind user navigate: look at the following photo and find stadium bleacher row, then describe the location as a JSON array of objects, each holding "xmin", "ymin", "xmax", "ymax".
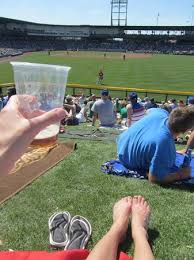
[
  {"xmin": 0, "ymin": 48, "xmax": 23, "ymax": 58},
  {"xmin": 1, "ymin": 37, "xmax": 194, "ymax": 56}
]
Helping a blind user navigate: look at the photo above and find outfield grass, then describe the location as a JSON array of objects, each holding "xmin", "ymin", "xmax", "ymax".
[{"xmin": 1, "ymin": 51, "xmax": 194, "ymax": 93}]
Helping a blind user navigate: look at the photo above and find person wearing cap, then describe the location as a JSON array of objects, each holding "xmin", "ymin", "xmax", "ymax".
[
  {"xmin": 126, "ymin": 92, "xmax": 145, "ymax": 127},
  {"xmin": 91, "ymin": 89, "xmax": 116, "ymax": 127},
  {"xmin": 188, "ymin": 96, "xmax": 194, "ymax": 106},
  {"xmin": 117, "ymin": 106, "xmax": 194, "ymax": 184}
]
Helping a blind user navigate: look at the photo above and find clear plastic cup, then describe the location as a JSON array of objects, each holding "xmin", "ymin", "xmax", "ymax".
[{"xmin": 11, "ymin": 62, "xmax": 71, "ymax": 146}]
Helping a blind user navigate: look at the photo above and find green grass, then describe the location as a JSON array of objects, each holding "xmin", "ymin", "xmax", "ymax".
[
  {"xmin": 1, "ymin": 51, "xmax": 194, "ymax": 101},
  {"xmin": 0, "ymin": 134, "xmax": 193, "ymax": 259},
  {"xmin": 0, "ymin": 52, "xmax": 194, "ymax": 258},
  {"xmin": 1, "ymin": 51, "xmax": 194, "ymax": 92}
]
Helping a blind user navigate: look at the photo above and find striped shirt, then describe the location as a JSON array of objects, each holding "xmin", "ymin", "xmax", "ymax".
[{"xmin": 128, "ymin": 103, "xmax": 145, "ymax": 125}]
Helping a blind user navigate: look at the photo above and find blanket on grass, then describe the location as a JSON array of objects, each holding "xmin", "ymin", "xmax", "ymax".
[
  {"xmin": 0, "ymin": 142, "xmax": 76, "ymax": 206},
  {"xmin": 101, "ymin": 153, "xmax": 194, "ymax": 185},
  {"xmin": 59, "ymin": 128, "xmax": 120, "ymax": 142}
]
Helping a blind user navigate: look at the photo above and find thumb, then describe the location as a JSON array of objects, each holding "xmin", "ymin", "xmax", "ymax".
[{"xmin": 30, "ymin": 108, "xmax": 66, "ymax": 133}]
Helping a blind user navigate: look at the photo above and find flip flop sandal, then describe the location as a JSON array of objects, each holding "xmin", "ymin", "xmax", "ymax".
[
  {"xmin": 64, "ymin": 215, "xmax": 92, "ymax": 250},
  {"xmin": 48, "ymin": 211, "xmax": 71, "ymax": 248}
]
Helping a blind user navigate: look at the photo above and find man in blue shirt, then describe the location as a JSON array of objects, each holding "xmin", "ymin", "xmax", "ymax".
[{"xmin": 117, "ymin": 107, "xmax": 194, "ymax": 184}]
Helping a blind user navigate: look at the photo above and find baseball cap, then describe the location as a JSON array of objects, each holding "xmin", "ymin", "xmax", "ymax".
[
  {"xmin": 188, "ymin": 96, "xmax": 194, "ymax": 105},
  {"xmin": 129, "ymin": 92, "xmax": 138, "ymax": 99},
  {"xmin": 101, "ymin": 89, "xmax": 109, "ymax": 96}
]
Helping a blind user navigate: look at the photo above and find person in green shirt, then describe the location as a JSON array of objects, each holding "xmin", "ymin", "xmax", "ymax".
[{"xmin": 120, "ymin": 100, "xmax": 127, "ymax": 119}]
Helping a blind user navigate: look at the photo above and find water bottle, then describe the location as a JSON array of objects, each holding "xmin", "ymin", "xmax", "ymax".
[{"xmin": 182, "ymin": 149, "xmax": 192, "ymax": 168}]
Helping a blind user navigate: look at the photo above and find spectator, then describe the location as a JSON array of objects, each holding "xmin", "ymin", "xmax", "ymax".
[
  {"xmin": 168, "ymin": 98, "xmax": 178, "ymax": 110},
  {"xmin": 63, "ymin": 96, "xmax": 79, "ymax": 125},
  {"xmin": 120, "ymin": 100, "xmax": 127, "ymax": 119},
  {"xmin": 91, "ymin": 89, "xmax": 116, "ymax": 127},
  {"xmin": 143, "ymin": 97, "xmax": 151, "ymax": 110},
  {"xmin": 76, "ymin": 100, "xmax": 89, "ymax": 123},
  {"xmin": 114, "ymin": 98, "xmax": 121, "ymax": 113},
  {"xmin": 126, "ymin": 92, "xmax": 145, "ymax": 127},
  {"xmin": 87, "ymin": 94, "xmax": 96, "ymax": 118},
  {"xmin": 149, "ymin": 98, "xmax": 158, "ymax": 109},
  {"xmin": 159, "ymin": 103, "xmax": 172, "ymax": 114},
  {"xmin": 2, "ymin": 87, "xmax": 16, "ymax": 107},
  {"xmin": 188, "ymin": 96, "xmax": 194, "ymax": 106},
  {"xmin": 117, "ymin": 106, "xmax": 194, "ymax": 184},
  {"xmin": 78, "ymin": 93, "xmax": 86, "ymax": 107},
  {"xmin": 178, "ymin": 100, "xmax": 185, "ymax": 107}
]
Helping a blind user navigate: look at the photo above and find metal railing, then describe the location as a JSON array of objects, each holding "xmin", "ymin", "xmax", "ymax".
[{"xmin": 1, "ymin": 82, "xmax": 194, "ymax": 102}]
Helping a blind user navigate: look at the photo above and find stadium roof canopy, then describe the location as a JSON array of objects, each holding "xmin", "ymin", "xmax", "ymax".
[{"xmin": 1, "ymin": 17, "xmax": 194, "ymax": 31}]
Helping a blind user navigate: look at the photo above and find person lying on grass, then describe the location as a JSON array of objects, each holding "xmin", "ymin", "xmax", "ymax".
[
  {"xmin": 0, "ymin": 94, "xmax": 155, "ymax": 260},
  {"xmin": 117, "ymin": 106, "xmax": 194, "ymax": 184}
]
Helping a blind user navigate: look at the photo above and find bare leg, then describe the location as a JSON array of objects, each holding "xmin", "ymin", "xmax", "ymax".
[
  {"xmin": 132, "ymin": 196, "xmax": 155, "ymax": 260},
  {"xmin": 86, "ymin": 197, "xmax": 132, "ymax": 260}
]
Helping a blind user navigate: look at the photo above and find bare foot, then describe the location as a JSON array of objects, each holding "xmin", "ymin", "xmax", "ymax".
[
  {"xmin": 131, "ymin": 196, "xmax": 151, "ymax": 240},
  {"xmin": 112, "ymin": 197, "xmax": 132, "ymax": 241}
]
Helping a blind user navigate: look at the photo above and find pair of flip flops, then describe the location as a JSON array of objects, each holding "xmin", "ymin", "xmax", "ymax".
[{"xmin": 48, "ymin": 211, "xmax": 92, "ymax": 250}]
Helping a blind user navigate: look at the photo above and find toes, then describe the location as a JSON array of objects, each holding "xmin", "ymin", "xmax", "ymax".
[
  {"xmin": 122, "ymin": 197, "xmax": 129, "ymax": 203},
  {"xmin": 138, "ymin": 196, "xmax": 145, "ymax": 204},
  {"xmin": 133, "ymin": 195, "xmax": 145, "ymax": 204},
  {"xmin": 127, "ymin": 196, "xmax": 132, "ymax": 203},
  {"xmin": 132, "ymin": 196, "xmax": 138, "ymax": 205}
]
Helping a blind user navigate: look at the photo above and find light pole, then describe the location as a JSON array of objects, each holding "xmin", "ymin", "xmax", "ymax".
[
  {"xmin": 191, "ymin": 5, "xmax": 194, "ymax": 26},
  {"xmin": 156, "ymin": 12, "xmax": 160, "ymax": 26}
]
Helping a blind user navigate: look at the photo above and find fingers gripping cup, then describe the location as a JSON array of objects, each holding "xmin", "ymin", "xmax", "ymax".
[{"xmin": 11, "ymin": 62, "xmax": 71, "ymax": 146}]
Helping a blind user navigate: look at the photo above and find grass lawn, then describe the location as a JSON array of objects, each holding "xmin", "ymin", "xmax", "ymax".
[
  {"xmin": 0, "ymin": 123, "xmax": 194, "ymax": 259},
  {"xmin": 0, "ymin": 52, "xmax": 194, "ymax": 259}
]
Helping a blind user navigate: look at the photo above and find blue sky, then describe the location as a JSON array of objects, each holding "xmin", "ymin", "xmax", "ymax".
[{"xmin": 1, "ymin": 0, "xmax": 194, "ymax": 26}]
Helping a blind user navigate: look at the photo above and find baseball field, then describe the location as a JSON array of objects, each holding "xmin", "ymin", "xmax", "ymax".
[
  {"xmin": 0, "ymin": 51, "xmax": 194, "ymax": 259},
  {"xmin": 0, "ymin": 51, "xmax": 194, "ymax": 96}
]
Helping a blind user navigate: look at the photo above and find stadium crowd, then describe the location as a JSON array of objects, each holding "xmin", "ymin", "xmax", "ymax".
[
  {"xmin": 58, "ymin": 90, "xmax": 193, "ymax": 128},
  {"xmin": 2, "ymin": 87, "xmax": 193, "ymax": 130},
  {"xmin": 1, "ymin": 37, "xmax": 194, "ymax": 57}
]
